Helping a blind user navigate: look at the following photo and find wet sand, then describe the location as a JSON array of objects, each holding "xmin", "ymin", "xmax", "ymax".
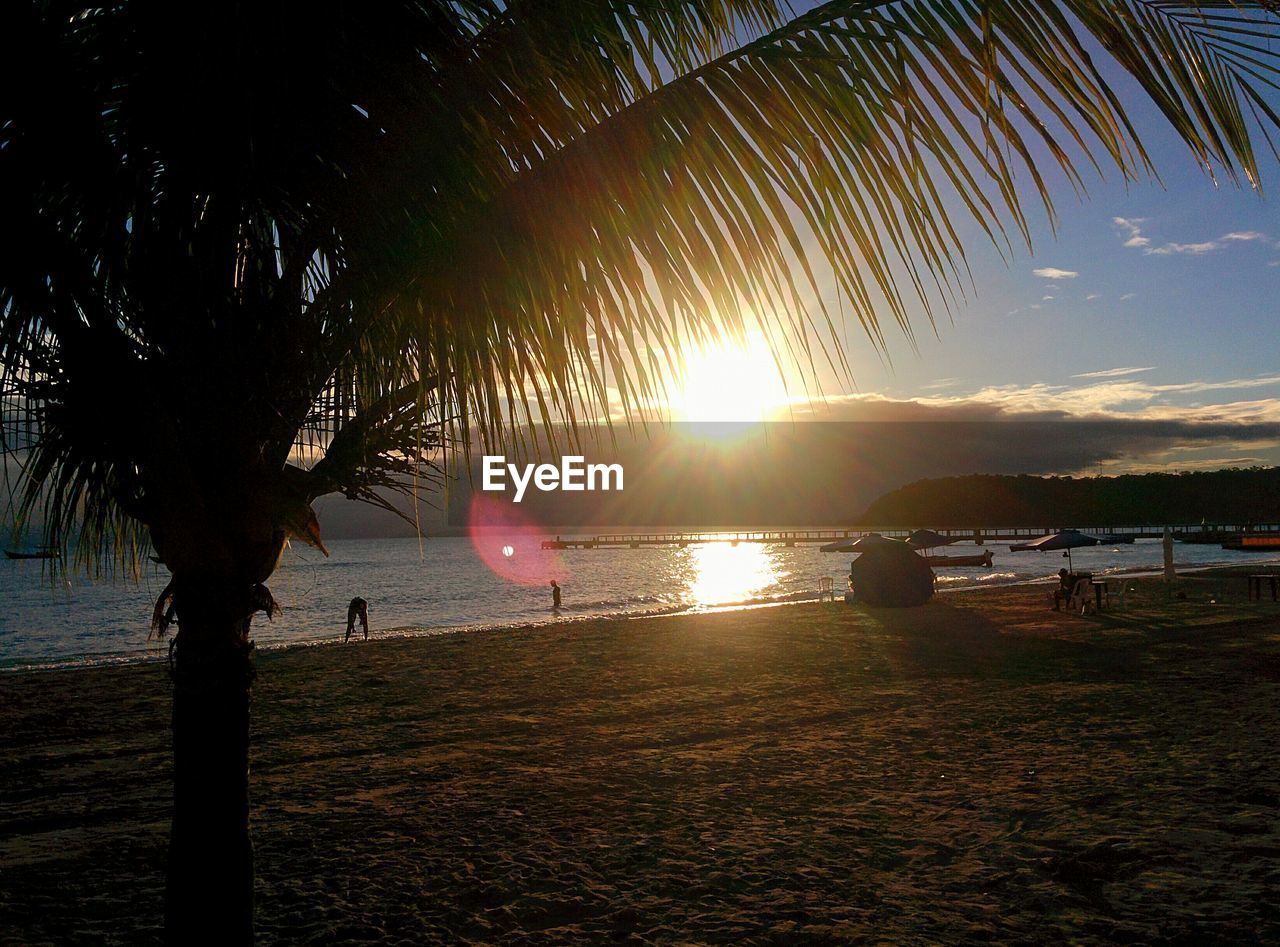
[{"xmin": 3, "ymin": 574, "xmax": 1280, "ymax": 944}]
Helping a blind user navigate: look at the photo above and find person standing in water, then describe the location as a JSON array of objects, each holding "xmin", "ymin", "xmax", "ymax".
[
  {"xmin": 346, "ymin": 596, "xmax": 369, "ymax": 642},
  {"xmin": 550, "ymin": 580, "xmax": 562, "ymax": 610}
]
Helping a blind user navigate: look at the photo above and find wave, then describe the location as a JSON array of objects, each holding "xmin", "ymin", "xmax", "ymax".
[{"xmin": 7, "ymin": 541, "xmax": 1279, "ymax": 673}]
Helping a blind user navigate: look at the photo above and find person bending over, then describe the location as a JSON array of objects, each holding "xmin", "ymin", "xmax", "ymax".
[{"xmin": 346, "ymin": 596, "xmax": 369, "ymax": 642}]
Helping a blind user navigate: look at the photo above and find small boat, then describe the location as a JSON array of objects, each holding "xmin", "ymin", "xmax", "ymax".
[
  {"xmin": 1179, "ymin": 530, "xmax": 1239, "ymax": 545},
  {"xmin": 922, "ymin": 549, "xmax": 994, "ymax": 568},
  {"xmin": 1223, "ymin": 536, "xmax": 1280, "ymax": 551},
  {"xmin": 1097, "ymin": 533, "xmax": 1135, "ymax": 544},
  {"xmin": 4, "ymin": 548, "xmax": 59, "ymax": 560}
]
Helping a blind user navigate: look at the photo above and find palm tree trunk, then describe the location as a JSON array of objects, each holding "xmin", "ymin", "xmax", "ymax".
[{"xmin": 164, "ymin": 581, "xmax": 256, "ymax": 945}]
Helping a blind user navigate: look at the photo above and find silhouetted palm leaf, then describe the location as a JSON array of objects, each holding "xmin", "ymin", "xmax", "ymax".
[
  {"xmin": 1, "ymin": 1, "xmax": 1277, "ymax": 572},
  {"xmin": 4, "ymin": 2, "xmax": 1279, "ymax": 940}
]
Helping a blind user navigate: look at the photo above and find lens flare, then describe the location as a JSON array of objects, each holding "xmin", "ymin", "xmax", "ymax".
[{"xmin": 468, "ymin": 494, "xmax": 564, "ymax": 586}]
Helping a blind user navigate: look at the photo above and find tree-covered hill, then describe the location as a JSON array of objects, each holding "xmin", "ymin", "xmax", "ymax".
[{"xmin": 857, "ymin": 468, "xmax": 1280, "ymax": 527}]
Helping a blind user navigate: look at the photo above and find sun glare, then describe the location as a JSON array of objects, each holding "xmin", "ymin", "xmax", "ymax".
[
  {"xmin": 687, "ymin": 542, "xmax": 781, "ymax": 607},
  {"xmin": 672, "ymin": 335, "xmax": 789, "ymax": 424}
]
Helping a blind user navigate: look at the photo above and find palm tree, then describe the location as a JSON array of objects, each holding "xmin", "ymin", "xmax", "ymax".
[{"xmin": 3, "ymin": 1, "xmax": 1278, "ymax": 940}]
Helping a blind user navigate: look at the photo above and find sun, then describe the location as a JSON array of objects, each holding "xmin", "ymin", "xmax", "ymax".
[{"xmin": 671, "ymin": 334, "xmax": 789, "ymax": 424}]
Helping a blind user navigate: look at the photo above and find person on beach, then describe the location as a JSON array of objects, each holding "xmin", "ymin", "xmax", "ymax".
[
  {"xmin": 1053, "ymin": 568, "xmax": 1087, "ymax": 611},
  {"xmin": 550, "ymin": 580, "xmax": 562, "ymax": 610},
  {"xmin": 346, "ymin": 596, "xmax": 369, "ymax": 642}
]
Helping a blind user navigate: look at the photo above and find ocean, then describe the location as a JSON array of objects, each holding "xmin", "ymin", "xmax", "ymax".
[{"xmin": 2, "ymin": 533, "xmax": 1277, "ymax": 670}]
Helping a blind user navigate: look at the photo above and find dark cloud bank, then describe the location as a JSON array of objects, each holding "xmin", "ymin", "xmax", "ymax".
[{"xmin": 313, "ymin": 405, "xmax": 1280, "ymax": 535}]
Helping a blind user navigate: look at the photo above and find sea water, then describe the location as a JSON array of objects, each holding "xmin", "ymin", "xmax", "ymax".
[{"xmin": 1, "ymin": 535, "xmax": 1276, "ymax": 670}]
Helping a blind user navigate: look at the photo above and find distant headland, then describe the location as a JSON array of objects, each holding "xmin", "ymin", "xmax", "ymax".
[{"xmin": 857, "ymin": 468, "xmax": 1280, "ymax": 527}]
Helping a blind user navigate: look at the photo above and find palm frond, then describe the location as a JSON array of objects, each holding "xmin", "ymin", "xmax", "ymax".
[
  {"xmin": 400, "ymin": 1, "xmax": 1280, "ymax": 447},
  {"xmin": 2, "ymin": 1, "xmax": 1278, "ymax": 575}
]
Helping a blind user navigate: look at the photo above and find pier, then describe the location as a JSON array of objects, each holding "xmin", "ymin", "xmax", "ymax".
[{"xmin": 541, "ymin": 525, "xmax": 1280, "ymax": 550}]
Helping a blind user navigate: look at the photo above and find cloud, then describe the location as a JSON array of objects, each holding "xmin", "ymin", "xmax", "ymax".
[
  {"xmin": 805, "ymin": 374, "xmax": 1280, "ymax": 424},
  {"xmin": 1113, "ymin": 217, "xmax": 1150, "ymax": 248},
  {"xmin": 919, "ymin": 375, "xmax": 1280, "ymax": 423},
  {"xmin": 1033, "ymin": 267, "xmax": 1079, "ymax": 279},
  {"xmin": 1073, "ymin": 366, "xmax": 1156, "ymax": 379},
  {"xmin": 1115, "ymin": 219, "xmax": 1275, "ymax": 257},
  {"xmin": 785, "ymin": 390, "xmax": 1280, "ymax": 479},
  {"xmin": 1148, "ymin": 241, "xmax": 1221, "ymax": 256},
  {"xmin": 1162, "ymin": 375, "xmax": 1280, "ymax": 395},
  {"xmin": 1112, "ymin": 455, "xmax": 1273, "ymax": 474}
]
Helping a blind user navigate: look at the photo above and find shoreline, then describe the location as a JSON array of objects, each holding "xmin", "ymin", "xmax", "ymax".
[{"xmin": 7, "ymin": 556, "xmax": 1280, "ymax": 675}]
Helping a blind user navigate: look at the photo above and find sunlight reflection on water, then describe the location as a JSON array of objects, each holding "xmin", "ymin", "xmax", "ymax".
[
  {"xmin": 687, "ymin": 542, "xmax": 783, "ymax": 607},
  {"xmin": 6, "ymin": 537, "xmax": 1280, "ymax": 669}
]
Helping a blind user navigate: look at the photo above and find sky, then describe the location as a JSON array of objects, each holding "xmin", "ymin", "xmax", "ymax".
[
  {"xmin": 773, "ymin": 59, "xmax": 1280, "ymax": 476},
  {"xmin": 321, "ymin": 17, "xmax": 1280, "ymax": 537},
  {"xmin": 8, "ymin": 6, "xmax": 1280, "ymax": 543}
]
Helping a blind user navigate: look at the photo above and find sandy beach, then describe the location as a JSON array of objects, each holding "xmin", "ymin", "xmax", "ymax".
[{"xmin": 4, "ymin": 572, "xmax": 1280, "ymax": 945}]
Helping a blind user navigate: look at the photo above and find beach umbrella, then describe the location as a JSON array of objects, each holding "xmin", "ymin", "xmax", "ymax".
[
  {"xmin": 906, "ymin": 529, "xmax": 958, "ymax": 550},
  {"xmin": 1008, "ymin": 529, "xmax": 1099, "ymax": 570},
  {"xmin": 847, "ymin": 542, "xmax": 936, "ymax": 607},
  {"xmin": 821, "ymin": 532, "xmax": 906, "ymax": 553}
]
